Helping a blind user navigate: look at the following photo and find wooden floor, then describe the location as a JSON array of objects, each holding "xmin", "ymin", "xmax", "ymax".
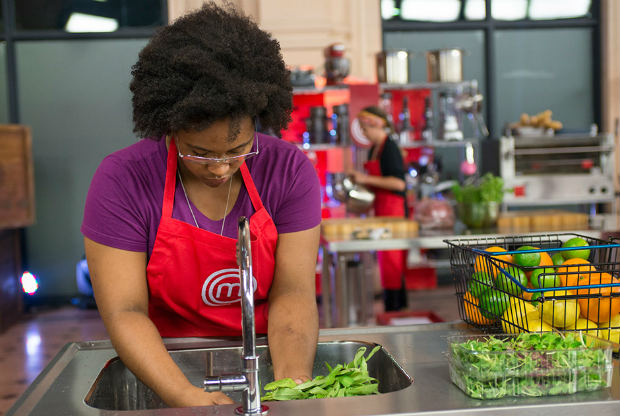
[{"xmin": 0, "ymin": 285, "xmax": 459, "ymax": 415}]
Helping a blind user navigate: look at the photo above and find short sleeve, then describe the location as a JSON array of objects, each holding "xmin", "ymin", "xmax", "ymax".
[
  {"xmin": 272, "ymin": 152, "xmax": 322, "ymax": 234},
  {"xmin": 81, "ymin": 156, "xmax": 150, "ymax": 252},
  {"xmin": 380, "ymin": 139, "xmax": 405, "ymax": 180}
]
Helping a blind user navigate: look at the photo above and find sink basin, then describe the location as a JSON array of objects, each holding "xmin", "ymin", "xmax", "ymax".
[{"xmin": 85, "ymin": 341, "xmax": 412, "ymax": 410}]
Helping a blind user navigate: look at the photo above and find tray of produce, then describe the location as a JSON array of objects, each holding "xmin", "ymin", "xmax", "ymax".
[
  {"xmin": 444, "ymin": 233, "xmax": 620, "ymax": 350},
  {"xmin": 448, "ymin": 332, "xmax": 614, "ymax": 399}
]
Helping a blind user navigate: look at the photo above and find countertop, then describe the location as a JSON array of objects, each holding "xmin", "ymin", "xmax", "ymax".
[{"xmin": 7, "ymin": 322, "xmax": 619, "ymax": 416}]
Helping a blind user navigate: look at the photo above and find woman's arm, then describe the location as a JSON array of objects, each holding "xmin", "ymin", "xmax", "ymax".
[
  {"xmin": 349, "ymin": 170, "xmax": 406, "ymax": 192},
  {"xmin": 268, "ymin": 225, "xmax": 321, "ymax": 382},
  {"xmin": 84, "ymin": 237, "xmax": 233, "ymax": 407}
]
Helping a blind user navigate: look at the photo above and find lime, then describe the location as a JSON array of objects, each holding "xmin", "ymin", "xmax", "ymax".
[
  {"xmin": 551, "ymin": 253, "xmax": 565, "ymax": 266},
  {"xmin": 561, "ymin": 237, "xmax": 590, "ymax": 260},
  {"xmin": 495, "ymin": 266, "xmax": 528, "ymax": 296},
  {"xmin": 529, "ymin": 267, "xmax": 561, "ymax": 289},
  {"xmin": 479, "ymin": 289, "xmax": 510, "ymax": 319},
  {"xmin": 530, "ymin": 291, "xmax": 543, "ymax": 307},
  {"xmin": 467, "ymin": 272, "xmax": 493, "ymax": 298},
  {"xmin": 513, "ymin": 246, "xmax": 541, "ymax": 267}
]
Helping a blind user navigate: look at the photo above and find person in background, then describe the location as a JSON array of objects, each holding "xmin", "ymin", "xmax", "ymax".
[
  {"xmin": 348, "ymin": 106, "xmax": 408, "ymax": 311},
  {"xmin": 81, "ymin": 3, "xmax": 321, "ymax": 407}
]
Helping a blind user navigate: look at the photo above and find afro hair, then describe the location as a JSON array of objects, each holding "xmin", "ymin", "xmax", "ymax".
[{"xmin": 130, "ymin": 2, "xmax": 292, "ymax": 138}]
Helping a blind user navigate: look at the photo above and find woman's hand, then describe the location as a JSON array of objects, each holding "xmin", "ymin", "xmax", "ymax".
[
  {"xmin": 348, "ymin": 170, "xmax": 368, "ymax": 185},
  {"xmin": 169, "ymin": 386, "xmax": 234, "ymax": 407}
]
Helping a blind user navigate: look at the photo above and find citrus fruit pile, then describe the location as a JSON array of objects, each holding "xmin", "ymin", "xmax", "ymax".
[{"xmin": 462, "ymin": 238, "xmax": 620, "ymax": 347}]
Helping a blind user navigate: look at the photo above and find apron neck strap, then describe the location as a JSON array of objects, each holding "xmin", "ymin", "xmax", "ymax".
[{"xmin": 163, "ymin": 138, "xmax": 178, "ymax": 219}]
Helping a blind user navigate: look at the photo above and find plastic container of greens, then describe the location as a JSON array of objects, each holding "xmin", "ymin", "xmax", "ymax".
[{"xmin": 447, "ymin": 332, "xmax": 613, "ymax": 399}]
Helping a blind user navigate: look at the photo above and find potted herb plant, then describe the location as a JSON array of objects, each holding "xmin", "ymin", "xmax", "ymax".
[{"xmin": 451, "ymin": 173, "xmax": 506, "ymax": 228}]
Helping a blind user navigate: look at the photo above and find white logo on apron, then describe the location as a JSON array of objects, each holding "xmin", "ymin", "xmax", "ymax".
[{"xmin": 201, "ymin": 268, "xmax": 258, "ymax": 306}]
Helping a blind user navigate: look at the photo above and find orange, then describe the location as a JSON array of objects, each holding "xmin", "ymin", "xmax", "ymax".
[
  {"xmin": 463, "ymin": 291, "xmax": 494, "ymax": 325},
  {"xmin": 558, "ymin": 258, "xmax": 596, "ymax": 287},
  {"xmin": 577, "ymin": 274, "xmax": 620, "ymax": 323},
  {"xmin": 473, "ymin": 246, "xmax": 513, "ymax": 278},
  {"xmin": 538, "ymin": 251, "xmax": 554, "ymax": 267}
]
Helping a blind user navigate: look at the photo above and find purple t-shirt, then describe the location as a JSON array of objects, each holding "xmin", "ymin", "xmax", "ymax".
[{"xmin": 81, "ymin": 134, "xmax": 321, "ymax": 258}]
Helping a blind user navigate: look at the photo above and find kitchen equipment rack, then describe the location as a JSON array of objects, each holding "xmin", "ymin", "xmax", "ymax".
[{"xmin": 444, "ymin": 233, "xmax": 620, "ymax": 347}]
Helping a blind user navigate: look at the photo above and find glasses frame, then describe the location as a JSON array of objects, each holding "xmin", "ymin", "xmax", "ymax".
[{"xmin": 176, "ymin": 130, "xmax": 259, "ymax": 166}]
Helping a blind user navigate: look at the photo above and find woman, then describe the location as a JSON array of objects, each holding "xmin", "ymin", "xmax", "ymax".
[
  {"xmin": 349, "ymin": 106, "xmax": 408, "ymax": 311},
  {"xmin": 81, "ymin": 3, "xmax": 321, "ymax": 407}
]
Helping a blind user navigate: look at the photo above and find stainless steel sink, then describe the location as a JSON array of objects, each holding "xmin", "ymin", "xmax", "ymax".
[{"xmin": 85, "ymin": 341, "xmax": 412, "ymax": 411}]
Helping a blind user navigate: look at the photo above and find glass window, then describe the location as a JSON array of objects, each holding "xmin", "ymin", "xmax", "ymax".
[
  {"xmin": 529, "ymin": 0, "xmax": 591, "ymax": 20},
  {"xmin": 14, "ymin": 0, "xmax": 166, "ymax": 32},
  {"xmin": 493, "ymin": 28, "xmax": 593, "ymax": 134},
  {"xmin": 464, "ymin": 0, "xmax": 486, "ymax": 20},
  {"xmin": 491, "ymin": 0, "xmax": 591, "ymax": 21},
  {"xmin": 491, "ymin": 0, "xmax": 527, "ymax": 21},
  {"xmin": 400, "ymin": 0, "xmax": 461, "ymax": 22},
  {"xmin": 381, "ymin": 0, "xmax": 399, "ymax": 20}
]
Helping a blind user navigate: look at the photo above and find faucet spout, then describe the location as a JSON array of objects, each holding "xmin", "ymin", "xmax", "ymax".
[{"xmin": 204, "ymin": 216, "xmax": 267, "ymax": 415}]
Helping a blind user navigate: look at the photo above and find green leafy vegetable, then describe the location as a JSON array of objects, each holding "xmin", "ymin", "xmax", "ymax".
[
  {"xmin": 262, "ymin": 345, "xmax": 381, "ymax": 401},
  {"xmin": 449, "ymin": 332, "xmax": 612, "ymax": 399},
  {"xmin": 452, "ymin": 173, "xmax": 507, "ymax": 204}
]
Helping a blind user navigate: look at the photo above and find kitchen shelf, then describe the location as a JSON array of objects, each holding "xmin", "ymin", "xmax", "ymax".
[
  {"xmin": 399, "ymin": 138, "xmax": 480, "ymax": 149},
  {"xmin": 380, "ymin": 80, "xmax": 477, "ymax": 90}
]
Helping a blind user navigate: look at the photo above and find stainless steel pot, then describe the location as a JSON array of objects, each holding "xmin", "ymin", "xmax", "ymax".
[
  {"xmin": 426, "ymin": 48, "xmax": 464, "ymax": 83},
  {"xmin": 376, "ymin": 50, "xmax": 411, "ymax": 84},
  {"xmin": 328, "ymin": 173, "xmax": 375, "ymax": 214}
]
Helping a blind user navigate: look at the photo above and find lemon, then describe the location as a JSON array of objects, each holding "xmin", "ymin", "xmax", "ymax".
[
  {"xmin": 502, "ymin": 304, "xmax": 540, "ymax": 334},
  {"xmin": 566, "ymin": 318, "xmax": 599, "ymax": 346},
  {"xmin": 503, "ymin": 310, "xmax": 542, "ymax": 334},
  {"xmin": 597, "ymin": 314, "xmax": 620, "ymax": 352},
  {"xmin": 539, "ymin": 298, "xmax": 580, "ymax": 328},
  {"xmin": 507, "ymin": 298, "xmax": 538, "ymax": 315},
  {"xmin": 527, "ymin": 318, "xmax": 554, "ymax": 333}
]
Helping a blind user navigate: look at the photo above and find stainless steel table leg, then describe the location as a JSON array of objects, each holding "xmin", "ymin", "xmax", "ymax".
[
  {"xmin": 355, "ymin": 253, "xmax": 372, "ymax": 325},
  {"xmin": 321, "ymin": 247, "xmax": 333, "ymax": 328},
  {"xmin": 336, "ymin": 254, "xmax": 349, "ymax": 327}
]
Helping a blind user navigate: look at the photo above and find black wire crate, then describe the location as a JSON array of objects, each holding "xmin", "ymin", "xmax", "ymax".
[{"xmin": 444, "ymin": 233, "xmax": 620, "ymax": 350}]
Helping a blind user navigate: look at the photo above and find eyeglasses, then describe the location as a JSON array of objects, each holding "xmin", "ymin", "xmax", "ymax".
[{"xmin": 176, "ymin": 131, "xmax": 259, "ymax": 166}]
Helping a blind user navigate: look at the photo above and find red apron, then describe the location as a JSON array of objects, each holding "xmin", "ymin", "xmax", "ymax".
[
  {"xmin": 364, "ymin": 140, "xmax": 406, "ymax": 290},
  {"xmin": 146, "ymin": 140, "xmax": 278, "ymax": 337}
]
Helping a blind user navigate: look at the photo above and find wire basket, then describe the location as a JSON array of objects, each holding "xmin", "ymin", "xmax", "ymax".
[{"xmin": 444, "ymin": 233, "xmax": 620, "ymax": 350}]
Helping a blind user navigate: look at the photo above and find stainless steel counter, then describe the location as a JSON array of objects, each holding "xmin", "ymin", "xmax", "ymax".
[{"xmin": 7, "ymin": 322, "xmax": 619, "ymax": 416}]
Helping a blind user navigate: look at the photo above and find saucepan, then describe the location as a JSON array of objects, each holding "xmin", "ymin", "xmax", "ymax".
[
  {"xmin": 426, "ymin": 48, "xmax": 464, "ymax": 83},
  {"xmin": 376, "ymin": 50, "xmax": 412, "ymax": 84}
]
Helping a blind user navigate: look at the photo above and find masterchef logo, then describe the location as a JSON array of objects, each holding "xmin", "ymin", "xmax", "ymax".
[{"xmin": 201, "ymin": 268, "xmax": 258, "ymax": 306}]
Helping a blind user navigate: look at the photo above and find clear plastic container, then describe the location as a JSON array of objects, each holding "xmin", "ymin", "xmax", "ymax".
[{"xmin": 447, "ymin": 333, "xmax": 613, "ymax": 399}]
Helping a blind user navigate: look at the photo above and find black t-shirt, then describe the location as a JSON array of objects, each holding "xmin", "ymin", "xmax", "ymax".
[{"xmin": 368, "ymin": 136, "xmax": 406, "ymax": 198}]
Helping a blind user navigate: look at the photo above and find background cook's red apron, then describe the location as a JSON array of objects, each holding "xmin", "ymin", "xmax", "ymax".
[
  {"xmin": 146, "ymin": 140, "xmax": 278, "ymax": 337},
  {"xmin": 364, "ymin": 140, "xmax": 406, "ymax": 290}
]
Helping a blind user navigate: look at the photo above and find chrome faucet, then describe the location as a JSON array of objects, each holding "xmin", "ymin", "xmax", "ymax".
[{"xmin": 204, "ymin": 217, "xmax": 267, "ymax": 415}]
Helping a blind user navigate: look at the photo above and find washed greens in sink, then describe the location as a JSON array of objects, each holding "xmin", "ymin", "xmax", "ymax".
[{"xmin": 262, "ymin": 345, "xmax": 381, "ymax": 400}]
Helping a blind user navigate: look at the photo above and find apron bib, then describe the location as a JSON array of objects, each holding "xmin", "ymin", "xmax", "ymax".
[{"xmin": 146, "ymin": 140, "xmax": 278, "ymax": 337}]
